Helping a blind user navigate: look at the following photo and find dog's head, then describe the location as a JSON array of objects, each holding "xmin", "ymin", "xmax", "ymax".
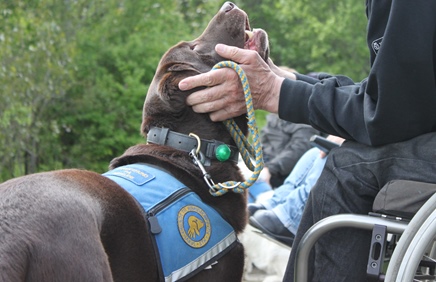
[{"xmin": 142, "ymin": 2, "xmax": 269, "ymax": 145}]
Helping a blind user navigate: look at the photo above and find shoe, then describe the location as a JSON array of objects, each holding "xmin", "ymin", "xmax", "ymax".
[
  {"xmin": 247, "ymin": 203, "xmax": 265, "ymax": 217},
  {"xmin": 249, "ymin": 210, "xmax": 294, "ymax": 247}
]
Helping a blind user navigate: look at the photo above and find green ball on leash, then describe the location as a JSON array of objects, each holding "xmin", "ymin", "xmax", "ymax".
[
  {"xmin": 215, "ymin": 144, "xmax": 232, "ymax": 162},
  {"xmin": 207, "ymin": 60, "xmax": 264, "ymax": 196}
]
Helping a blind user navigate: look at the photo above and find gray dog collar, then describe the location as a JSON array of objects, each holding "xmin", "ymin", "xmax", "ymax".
[{"xmin": 147, "ymin": 127, "xmax": 239, "ymax": 166}]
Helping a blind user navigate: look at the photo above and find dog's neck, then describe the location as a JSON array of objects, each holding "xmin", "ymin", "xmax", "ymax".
[{"xmin": 146, "ymin": 127, "xmax": 239, "ymax": 166}]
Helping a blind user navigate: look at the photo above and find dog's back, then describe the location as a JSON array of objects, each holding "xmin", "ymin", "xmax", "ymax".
[
  {"xmin": 0, "ymin": 169, "xmax": 156, "ymax": 282},
  {"xmin": 0, "ymin": 171, "xmax": 110, "ymax": 281}
]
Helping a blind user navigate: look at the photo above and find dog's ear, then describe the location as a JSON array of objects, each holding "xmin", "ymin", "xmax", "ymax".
[
  {"xmin": 157, "ymin": 63, "xmax": 201, "ymax": 101},
  {"xmin": 167, "ymin": 63, "xmax": 202, "ymax": 74},
  {"xmin": 141, "ymin": 61, "xmax": 204, "ymax": 135}
]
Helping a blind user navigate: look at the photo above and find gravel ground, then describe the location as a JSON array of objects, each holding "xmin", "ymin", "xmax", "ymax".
[{"xmin": 243, "ymin": 266, "xmax": 269, "ymax": 282}]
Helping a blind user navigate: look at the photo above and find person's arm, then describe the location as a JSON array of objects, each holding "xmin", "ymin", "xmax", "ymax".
[{"xmin": 280, "ymin": 1, "xmax": 436, "ymax": 146}]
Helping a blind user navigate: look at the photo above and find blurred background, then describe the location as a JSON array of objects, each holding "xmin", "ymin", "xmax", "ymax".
[{"xmin": 0, "ymin": 0, "xmax": 368, "ymax": 181}]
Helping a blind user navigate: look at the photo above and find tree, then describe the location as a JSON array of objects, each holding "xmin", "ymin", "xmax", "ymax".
[
  {"xmin": 240, "ymin": 0, "xmax": 369, "ymax": 81},
  {"xmin": 52, "ymin": 0, "xmax": 201, "ymax": 172},
  {"xmin": 0, "ymin": 0, "xmax": 203, "ymax": 180},
  {"xmin": 0, "ymin": 0, "xmax": 371, "ymax": 181},
  {"xmin": 0, "ymin": 1, "xmax": 75, "ymax": 179}
]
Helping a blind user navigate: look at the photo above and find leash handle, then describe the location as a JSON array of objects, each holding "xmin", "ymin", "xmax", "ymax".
[{"xmin": 208, "ymin": 61, "xmax": 264, "ymax": 196}]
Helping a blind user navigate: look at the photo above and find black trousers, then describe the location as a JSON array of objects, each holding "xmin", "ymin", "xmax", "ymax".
[{"xmin": 284, "ymin": 132, "xmax": 436, "ymax": 282}]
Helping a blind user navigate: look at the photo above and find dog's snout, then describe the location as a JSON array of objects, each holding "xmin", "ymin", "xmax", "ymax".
[{"xmin": 221, "ymin": 2, "xmax": 235, "ymax": 13}]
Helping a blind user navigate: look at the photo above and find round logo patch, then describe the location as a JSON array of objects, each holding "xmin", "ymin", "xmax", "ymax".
[{"xmin": 178, "ymin": 205, "xmax": 211, "ymax": 248}]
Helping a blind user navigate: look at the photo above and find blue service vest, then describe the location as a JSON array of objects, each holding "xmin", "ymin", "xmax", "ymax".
[{"xmin": 103, "ymin": 163, "xmax": 237, "ymax": 282}]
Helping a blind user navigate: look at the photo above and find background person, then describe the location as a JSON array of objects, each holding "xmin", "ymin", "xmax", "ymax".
[
  {"xmin": 260, "ymin": 113, "xmax": 319, "ymax": 188},
  {"xmin": 248, "ymin": 135, "xmax": 344, "ymax": 247}
]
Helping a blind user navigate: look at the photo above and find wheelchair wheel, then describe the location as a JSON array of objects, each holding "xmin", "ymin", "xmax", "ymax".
[{"xmin": 385, "ymin": 192, "xmax": 436, "ymax": 282}]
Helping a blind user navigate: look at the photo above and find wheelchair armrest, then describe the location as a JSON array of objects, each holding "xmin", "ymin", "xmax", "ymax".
[{"xmin": 373, "ymin": 180, "xmax": 436, "ymax": 219}]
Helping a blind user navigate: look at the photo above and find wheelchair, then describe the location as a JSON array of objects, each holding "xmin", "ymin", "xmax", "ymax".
[{"xmin": 294, "ymin": 179, "xmax": 436, "ymax": 282}]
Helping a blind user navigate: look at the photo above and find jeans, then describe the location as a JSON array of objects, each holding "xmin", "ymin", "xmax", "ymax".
[
  {"xmin": 284, "ymin": 132, "xmax": 436, "ymax": 282},
  {"xmin": 260, "ymin": 147, "xmax": 327, "ymax": 235}
]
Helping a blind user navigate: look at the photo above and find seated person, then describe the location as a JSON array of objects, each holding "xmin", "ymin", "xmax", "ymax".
[
  {"xmin": 245, "ymin": 113, "xmax": 320, "ymax": 203},
  {"xmin": 261, "ymin": 112, "xmax": 320, "ymax": 188},
  {"xmin": 248, "ymin": 135, "xmax": 344, "ymax": 247}
]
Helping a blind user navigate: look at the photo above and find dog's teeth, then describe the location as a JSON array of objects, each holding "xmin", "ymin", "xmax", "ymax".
[{"xmin": 245, "ymin": 30, "xmax": 253, "ymax": 39}]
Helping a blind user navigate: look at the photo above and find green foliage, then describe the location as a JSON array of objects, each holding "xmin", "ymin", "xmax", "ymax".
[
  {"xmin": 55, "ymin": 0, "xmax": 193, "ymax": 172},
  {"xmin": 180, "ymin": 0, "xmax": 223, "ymax": 33},
  {"xmin": 0, "ymin": 0, "xmax": 370, "ymax": 181},
  {"xmin": 240, "ymin": 0, "xmax": 369, "ymax": 81},
  {"xmin": 0, "ymin": 0, "xmax": 75, "ymax": 179}
]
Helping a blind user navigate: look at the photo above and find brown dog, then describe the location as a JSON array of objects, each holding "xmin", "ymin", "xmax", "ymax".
[{"xmin": 0, "ymin": 2, "xmax": 269, "ymax": 282}]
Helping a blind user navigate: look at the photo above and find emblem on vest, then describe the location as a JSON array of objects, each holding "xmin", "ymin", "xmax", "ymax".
[
  {"xmin": 178, "ymin": 205, "xmax": 211, "ymax": 248},
  {"xmin": 372, "ymin": 37, "xmax": 383, "ymax": 55}
]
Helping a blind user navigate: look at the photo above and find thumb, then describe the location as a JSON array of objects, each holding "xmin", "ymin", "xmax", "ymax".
[{"xmin": 215, "ymin": 44, "xmax": 251, "ymax": 64}]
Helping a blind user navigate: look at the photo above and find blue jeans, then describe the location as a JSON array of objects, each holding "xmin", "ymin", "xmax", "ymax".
[
  {"xmin": 260, "ymin": 147, "xmax": 327, "ymax": 234},
  {"xmin": 284, "ymin": 132, "xmax": 436, "ymax": 282}
]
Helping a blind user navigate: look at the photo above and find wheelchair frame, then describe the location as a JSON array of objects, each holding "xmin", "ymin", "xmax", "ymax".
[{"xmin": 294, "ymin": 183, "xmax": 436, "ymax": 282}]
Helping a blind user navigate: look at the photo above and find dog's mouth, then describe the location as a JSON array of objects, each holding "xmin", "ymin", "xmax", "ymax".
[
  {"xmin": 244, "ymin": 18, "xmax": 252, "ymax": 42},
  {"xmin": 244, "ymin": 28, "xmax": 269, "ymax": 61},
  {"xmin": 243, "ymin": 20, "xmax": 269, "ymax": 61},
  {"xmin": 241, "ymin": 13, "xmax": 255, "ymax": 51},
  {"xmin": 243, "ymin": 29, "xmax": 256, "ymax": 51},
  {"xmin": 218, "ymin": 2, "xmax": 269, "ymax": 61}
]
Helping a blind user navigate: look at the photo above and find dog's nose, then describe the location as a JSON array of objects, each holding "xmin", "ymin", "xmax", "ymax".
[{"xmin": 221, "ymin": 2, "xmax": 235, "ymax": 13}]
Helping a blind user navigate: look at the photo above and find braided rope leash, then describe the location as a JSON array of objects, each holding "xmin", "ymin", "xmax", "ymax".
[{"xmin": 207, "ymin": 60, "xmax": 264, "ymax": 196}]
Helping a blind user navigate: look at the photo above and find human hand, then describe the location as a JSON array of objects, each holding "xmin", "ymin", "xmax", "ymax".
[
  {"xmin": 179, "ymin": 44, "xmax": 285, "ymax": 121},
  {"xmin": 268, "ymin": 59, "xmax": 297, "ymax": 80},
  {"xmin": 319, "ymin": 135, "xmax": 345, "ymax": 158},
  {"xmin": 259, "ymin": 167, "xmax": 272, "ymax": 185}
]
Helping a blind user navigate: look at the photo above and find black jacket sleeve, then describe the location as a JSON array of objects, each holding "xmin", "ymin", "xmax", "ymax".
[
  {"xmin": 278, "ymin": 0, "xmax": 436, "ymax": 146},
  {"xmin": 261, "ymin": 114, "xmax": 319, "ymax": 180}
]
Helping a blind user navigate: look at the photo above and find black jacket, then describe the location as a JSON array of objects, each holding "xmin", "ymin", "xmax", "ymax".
[
  {"xmin": 279, "ymin": 0, "xmax": 436, "ymax": 146},
  {"xmin": 261, "ymin": 114, "xmax": 319, "ymax": 187}
]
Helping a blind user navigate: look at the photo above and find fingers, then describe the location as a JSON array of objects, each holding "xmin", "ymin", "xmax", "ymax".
[
  {"xmin": 186, "ymin": 87, "xmax": 222, "ymax": 112},
  {"xmin": 179, "ymin": 44, "xmax": 264, "ymax": 93},
  {"xmin": 215, "ymin": 44, "xmax": 258, "ymax": 65},
  {"xmin": 179, "ymin": 67, "xmax": 231, "ymax": 91},
  {"xmin": 209, "ymin": 103, "xmax": 247, "ymax": 121},
  {"xmin": 187, "ymin": 82, "xmax": 247, "ymax": 121},
  {"xmin": 185, "ymin": 68, "xmax": 239, "ymax": 103},
  {"xmin": 179, "ymin": 72, "xmax": 211, "ymax": 91},
  {"xmin": 319, "ymin": 150, "xmax": 327, "ymax": 159},
  {"xmin": 178, "ymin": 43, "xmax": 277, "ymax": 121},
  {"xmin": 178, "ymin": 45, "xmax": 257, "ymax": 91}
]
